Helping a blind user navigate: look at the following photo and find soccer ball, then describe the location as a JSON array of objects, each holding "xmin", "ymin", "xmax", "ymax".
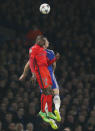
[{"xmin": 40, "ymin": 3, "xmax": 50, "ymax": 14}]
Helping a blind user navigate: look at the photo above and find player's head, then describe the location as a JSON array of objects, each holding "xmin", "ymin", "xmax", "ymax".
[
  {"xmin": 43, "ymin": 37, "xmax": 49, "ymax": 49},
  {"xmin": 36, "ymin": 35, "xmax": 45, "ymax": 47},
  {"xmin": 36, "ymin": 35, "xmax": 49, "ymax": 48}
]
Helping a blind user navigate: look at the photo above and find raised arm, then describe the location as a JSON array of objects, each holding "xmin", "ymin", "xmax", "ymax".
[{"xmin": 19, "ymin": 61, "xmax": 30, "ymax": 80}]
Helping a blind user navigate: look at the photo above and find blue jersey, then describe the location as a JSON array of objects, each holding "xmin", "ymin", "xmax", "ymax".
[
  {"xmin": 46, "ymin": 49, "xmax": 59, "ymax": 89},
  {"xmin": 46, "ymin": 49, "xmax": 55, "ymax": 73}
]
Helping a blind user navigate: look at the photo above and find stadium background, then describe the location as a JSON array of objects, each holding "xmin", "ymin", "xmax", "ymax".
[{"xmin": 0, "ymin": 0, "xmax": 95, "ymax": 131}]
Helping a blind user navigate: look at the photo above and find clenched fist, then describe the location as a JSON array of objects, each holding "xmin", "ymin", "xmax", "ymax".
[{"xmin": 55, "ymin": 53, "xmax": 60, "ymax": 60}]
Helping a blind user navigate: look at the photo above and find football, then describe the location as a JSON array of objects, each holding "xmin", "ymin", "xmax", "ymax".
[{"xmin": 40, "ymin": 3, "xmax": 50, "ymax": 14}]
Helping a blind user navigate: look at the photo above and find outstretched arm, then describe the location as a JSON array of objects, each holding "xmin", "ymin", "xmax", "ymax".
[{"xmin": 19, "ymin": 61, "xmax": 30, "ymax": 80}]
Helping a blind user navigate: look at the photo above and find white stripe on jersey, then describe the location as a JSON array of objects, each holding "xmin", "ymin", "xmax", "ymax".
[{"xmin": 52, "ymin": 73, "xmax": 59, "ymax": 89}]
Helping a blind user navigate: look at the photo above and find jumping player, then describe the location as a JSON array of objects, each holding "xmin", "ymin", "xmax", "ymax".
[
  {"xmin": 45, "ymin": 48, "xmax": 61, "ymax": 122},
  {"xmin": 19, "ymin": 36, "xmax": 61, "ymax": 122},
  {"xmin": 20, "ymin": 35, "xmax": 59, "ymax": 129}
]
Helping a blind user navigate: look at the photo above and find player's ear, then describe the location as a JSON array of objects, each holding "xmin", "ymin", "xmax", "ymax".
[
  {"xmin": 37, "ymin": 39, "xmax": 45, "ymax": 47},
  {"xmin": 40, "ymin": 36, "xmax": 46, "ymax": 45}
]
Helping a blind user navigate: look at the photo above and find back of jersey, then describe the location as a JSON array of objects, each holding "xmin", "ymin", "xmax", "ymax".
[{"xmin": 46, "ymin": 49, "xmax": 55, "ymax": 73}]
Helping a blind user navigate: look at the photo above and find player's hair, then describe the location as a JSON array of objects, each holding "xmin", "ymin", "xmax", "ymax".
[{"xmin": 36, "ymin": 35, "xmax": 46, "ymax": 47}]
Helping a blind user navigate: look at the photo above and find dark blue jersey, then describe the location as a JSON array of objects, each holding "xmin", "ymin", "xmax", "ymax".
[
  {"xmin": 46, "ymin": 49, "xmax": 55, "ymax": 73},
  {"xmin": 46, "ymin": 49, "xmax": 59, "ymax": 89}
]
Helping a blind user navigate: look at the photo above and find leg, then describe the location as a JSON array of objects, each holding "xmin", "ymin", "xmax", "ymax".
[
  {"xmin": 51, "ymin": 73, "xmax": 61, "ymax": 122},
  {"xmin": 36, "ymin": 67, "xmax": 53, "ymax": 113},
  {"xmin": 53, "ymin": 88, "xmax": 61, "ymax": 122},
  {"xmin": 50, "ymin": 72, "xmax": 61, "ymax": 112},
  {"xmin": 41, "ymin": 94, "xmax": 47, "ymax": 112},
  {"xmin": 39, "ymin": 88, "xmax": 58, "ymax": 130},
  {"xmin": 42, "ymin": 87, "xmax": 57, "ymax": 120},
  {"xmin": 53, "ymin": 88, "xmax": 61, "ymax": 112},
  {"xmin": 36, "ymin": 67, "xmax": 58, "ymax": 129},
  {"xmin": 42, "ymin": 86, "xmax": 53, "ymax": 112}
]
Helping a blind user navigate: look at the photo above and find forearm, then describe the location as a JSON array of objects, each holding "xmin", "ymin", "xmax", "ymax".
[
  {"xmin": 23, "ymin": 61, "xmax": 30, "ymax": 76},
  {"xmin": 53, "ymin": 62, "xmax": 56, "ymax": 72}
]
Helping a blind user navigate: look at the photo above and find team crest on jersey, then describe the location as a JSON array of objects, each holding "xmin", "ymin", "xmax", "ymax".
[{"xmin": 43, "ymin": 78, "xmax": 48, "ymax": 86}]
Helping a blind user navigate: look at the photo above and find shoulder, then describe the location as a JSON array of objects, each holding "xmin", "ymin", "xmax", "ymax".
[
  {"xmin": 29, "ymin": 47, "xmax": 32, "ymax": 53},
  {"xmin": 46, "ymin": 49, "xmax": 54, "ymax": 54},
  {"xmin": 29, "ymin": 45, "xmax": 35, "ymax": 54}
]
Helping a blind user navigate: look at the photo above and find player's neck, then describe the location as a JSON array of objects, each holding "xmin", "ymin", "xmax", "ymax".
[{"xmin": 36, "ymin": 44, "xmax": 44, "ymax": 49}]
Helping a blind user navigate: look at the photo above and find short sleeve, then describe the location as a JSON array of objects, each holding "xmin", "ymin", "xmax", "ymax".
[{"xmin": 50, "ymin": 50, "xmax": 55, "ymax": 59}]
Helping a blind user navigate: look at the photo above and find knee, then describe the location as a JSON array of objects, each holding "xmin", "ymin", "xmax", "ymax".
[
  {"xmin": 53, "ymin": 89, "xmax": 59, "ymax": 95},
  {"xmin": 42, "ymin": 87, "xmax": 53, "ymax": 95}
]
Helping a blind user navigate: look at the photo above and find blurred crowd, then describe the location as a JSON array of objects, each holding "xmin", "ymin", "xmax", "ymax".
[{"xmin": 0, "ymin": 0, "xmax": 95, "ymax": 131}]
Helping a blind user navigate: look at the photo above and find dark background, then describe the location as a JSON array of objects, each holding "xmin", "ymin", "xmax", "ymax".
[{"xmin": 0, "ymin": 0, "xmax": 95, "ymax": 131}]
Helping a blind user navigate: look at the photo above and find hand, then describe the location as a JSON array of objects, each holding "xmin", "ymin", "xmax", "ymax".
[
  {"xmin": 31, "ymin": 73, "xmax": 36, "ymax": 85},
  {"xmin": 55, "ymin": 53, "xmax": 60, "ymax": 60},
  {"xmin": 19, "ymin": 74, "xmax": 25, "ymax": 81}
]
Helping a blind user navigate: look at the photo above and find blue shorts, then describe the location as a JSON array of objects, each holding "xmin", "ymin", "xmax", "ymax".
[{"xmin": 50, "ymin": 72, "xmax": 59, "ymax": 89}]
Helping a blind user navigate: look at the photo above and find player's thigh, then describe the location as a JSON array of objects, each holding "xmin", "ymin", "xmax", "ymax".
[{"xmin": 36, "ymin": 67, "xmax": 52, "ymax": 89}]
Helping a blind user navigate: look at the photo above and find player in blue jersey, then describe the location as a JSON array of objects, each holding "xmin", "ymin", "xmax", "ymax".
[{"xmin": 45, "ymin": 48, "xmax": 61, "ymax": 122}]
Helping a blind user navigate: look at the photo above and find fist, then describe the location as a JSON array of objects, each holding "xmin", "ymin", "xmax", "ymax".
[
  {"xmin": 55, "ymin": 53, "xmax": 60, "ymax": 60},
  {"xmin": 31, "ymin": 73, "xmax": 36, "ymax": 85},
  {"xmin": 19, "ymin": 74, "xmax": 25, "ymax": 81}
]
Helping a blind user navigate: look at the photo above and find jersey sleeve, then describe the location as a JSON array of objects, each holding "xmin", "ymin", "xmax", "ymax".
[
  {"xmin": 29, "ymin": 56, "xmax": 35, "ymax": 73},
  {"xmin": 50, "ymin": 50, "xmax": 55, "ymax": 60},
  {"xmin": 47, "ymin": 57, "xmax": 56, "ymax": 66}
]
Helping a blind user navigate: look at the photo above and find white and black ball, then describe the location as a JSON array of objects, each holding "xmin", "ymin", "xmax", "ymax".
[{"xmin": 40, "ymin": 3, "xmax": 50, "ymax": 14}]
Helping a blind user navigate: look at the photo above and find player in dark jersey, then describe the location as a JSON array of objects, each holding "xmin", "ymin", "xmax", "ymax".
[{"xmin": 45, "ymin": 49, "xmax": 61, "ymax": 122}]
